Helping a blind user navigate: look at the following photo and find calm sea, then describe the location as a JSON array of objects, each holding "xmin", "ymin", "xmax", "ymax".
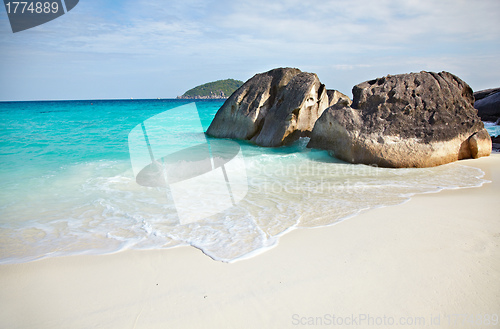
[{"xmin": 0, "ymin": 99, "xmax": 490, "ymax": 263}]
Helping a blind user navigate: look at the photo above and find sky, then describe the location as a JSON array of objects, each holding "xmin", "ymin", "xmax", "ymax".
[{"xmin": 0, "ymin": 0, "xmax": 499, "ymax": 101}]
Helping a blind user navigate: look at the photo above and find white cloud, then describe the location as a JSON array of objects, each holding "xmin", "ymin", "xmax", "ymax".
[
  {"xmin": 10, "ymin": 0, "xmax": 498, "ymax": 58},
  {"xmin": 0, "ymin": 0, "xmax": 499, "ymax": 100},
  {"xmin": 213, "ymin": 0, "xmax": 500, "ymax": 49}
]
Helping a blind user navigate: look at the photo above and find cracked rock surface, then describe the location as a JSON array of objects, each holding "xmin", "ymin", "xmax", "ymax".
[
  {"xmin": 207, "ymin": 67, "xmax": 346, "ymax": 147},
  {"xmin": 307, "ymin": 71, "xmax": 491, "ymax": 167}
]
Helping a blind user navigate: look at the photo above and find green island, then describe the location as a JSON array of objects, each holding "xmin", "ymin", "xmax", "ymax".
[{"xmin": 177, "ymin": 79, "xmax": 244, "ymax": 99}]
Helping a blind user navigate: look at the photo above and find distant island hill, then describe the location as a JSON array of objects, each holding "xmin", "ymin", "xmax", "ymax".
[{"xmin": 177, "ymin": 79, "xmax": 244, "ymax": 99}]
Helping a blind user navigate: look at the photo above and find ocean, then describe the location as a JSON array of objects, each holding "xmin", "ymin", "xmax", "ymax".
[{"xmin": 0, "ymin": 99, "xmax": 492, "ymax": 264}]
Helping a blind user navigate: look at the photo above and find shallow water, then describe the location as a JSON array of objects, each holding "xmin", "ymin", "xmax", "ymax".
[
  {"xmin": 485, "ymin": 121, "xmax": 500, "ymax": 137},
  {"xmin": 0, "ymin": 99, "xmax": 489, "ymax": 263}
]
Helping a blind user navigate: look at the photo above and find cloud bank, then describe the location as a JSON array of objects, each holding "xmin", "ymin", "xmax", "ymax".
[{"xmin": 0, "ymin": 0, "xmax": 499, "ymax": 100}]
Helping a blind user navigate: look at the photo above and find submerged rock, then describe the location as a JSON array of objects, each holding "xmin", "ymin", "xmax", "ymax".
[
  {"xmin": 474, "ymin": 88, "xmax": 500, "ymax": 122},
  {"xmin": 308, "ymin": 71, "xmax": 491, "ymax": 168},
  {"xmin": 206, "ymin": 67, "xmax": 334, "ymax": 147}
]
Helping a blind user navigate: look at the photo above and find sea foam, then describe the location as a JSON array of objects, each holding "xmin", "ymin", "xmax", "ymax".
[
  {"xmin": 0, "ymin": 143, "xmax": 488, "ymax": 264},
  {"xmin": 0, "ymin": 100, "xmax": 489, "ymax": 264}
]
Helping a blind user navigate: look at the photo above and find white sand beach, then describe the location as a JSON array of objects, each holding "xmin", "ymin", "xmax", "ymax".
[{"xmin": 1, "ymin": 154, "xmax": 499, "ymax": 329}]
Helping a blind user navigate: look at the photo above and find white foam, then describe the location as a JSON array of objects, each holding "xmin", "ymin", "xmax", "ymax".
[{"xmin": 0, "ymin": 152, "xmax": 488, "ymax": 265}]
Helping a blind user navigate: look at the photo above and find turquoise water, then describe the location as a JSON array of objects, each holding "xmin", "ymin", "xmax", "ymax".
[
  {"xmin": 485, "ymin": 121, "xmax": 500, "ymax": 137},
  {"xmin": 0, "ymin": 99, "xmax": 490, "ymax": 263}
]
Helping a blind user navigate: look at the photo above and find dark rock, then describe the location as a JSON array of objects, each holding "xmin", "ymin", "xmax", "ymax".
[
  {"xmin": 474, "ymin": 88, "xmax": 500, "ymax": 122},
  {"xmin": 492, "ymin": 135, "xmax": 500, "ymax": 152},
  {"xmin": 206, "ymin": 68, "xmax": 335, "ymax": 147},
  {"xmin": 474, "ymin": 87, "xmax": 500, "ymax": 101},
  {"xmin": 308, "ymin": 71, "xmax": 491, "ymax": 168}
]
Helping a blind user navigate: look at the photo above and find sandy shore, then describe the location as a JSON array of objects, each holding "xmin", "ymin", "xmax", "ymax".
[{"xmin": 1, "ymin": 154, "xmax": 499, "ymax": 329}]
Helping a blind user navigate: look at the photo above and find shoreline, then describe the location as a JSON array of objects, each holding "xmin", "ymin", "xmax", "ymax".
[
  {"xmin": 1, "ymin": 154, "xmax": 499, "ymax": 328},
  {"xmin": 0, "ymin": 155, "xmax": 489, "ymax": 266}
]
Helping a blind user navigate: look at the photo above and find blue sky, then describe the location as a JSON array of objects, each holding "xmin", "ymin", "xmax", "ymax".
[{"xmin": 1, "ymin": 0, "xmax": 499, "ymax": 101}]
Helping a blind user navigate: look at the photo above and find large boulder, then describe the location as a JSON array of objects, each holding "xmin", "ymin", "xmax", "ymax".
[
  {"xmin": 206, "ymin": 67, "xmax": 332, "ymax": 147},
  {"xmin": 474, "ymin": 87, "xmax": 500, "ymax": 101},
  {"xmin": 307, "ymin": 71, "xmax": 492, "ymax": 168},
  {"xmin": 474, "ymin": 88, "xmax": 500, "ymax": 122}
]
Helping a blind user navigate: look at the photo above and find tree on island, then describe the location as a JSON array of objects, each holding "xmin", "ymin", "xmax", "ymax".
[{"xmin": 178, "ymin": 79, "xmax": 244, "ymax": 99}]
